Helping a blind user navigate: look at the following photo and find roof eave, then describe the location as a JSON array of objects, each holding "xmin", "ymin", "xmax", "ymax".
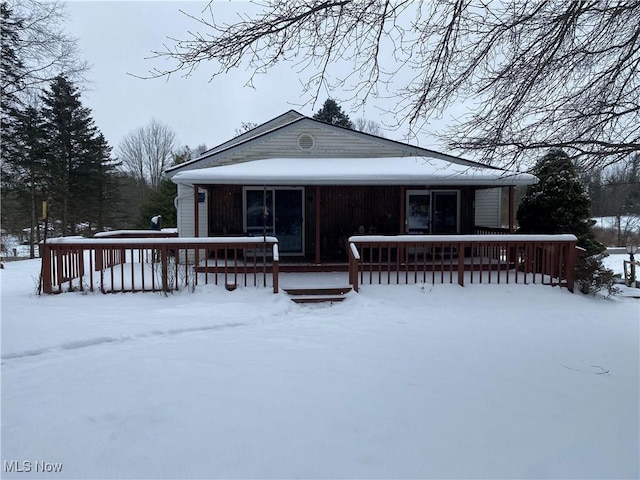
[{"xmin": 172, "ymin": 175, "xmax": 537, "ymax": 187}]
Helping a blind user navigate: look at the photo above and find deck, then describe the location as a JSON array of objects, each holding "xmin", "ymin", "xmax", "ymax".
[{"xmin": 39, "ymin": 234, "xmax": 578, "ymax": 294}]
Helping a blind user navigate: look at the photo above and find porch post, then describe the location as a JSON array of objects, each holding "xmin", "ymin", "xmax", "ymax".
[
  {"xmin": 508, "ymin": 186, "xmax": 516, "ymax": 233},
  {"xmin": 566, "ymin": 241, "xmax": 577, "ymax": 293},
  {"xmin": 399, "ymin": 186, "xmax": 406, "ymax": 233},
  {"xmin": 193, "ymin": 184, "xmax": 200, "ymax": 237},
  {"xmin": 41, "ymin": 243, "xmax": 52, "ymax": 294},
  {"xmin": 315, "ymin": 186, "xmax": 321, "ymax": 264}
]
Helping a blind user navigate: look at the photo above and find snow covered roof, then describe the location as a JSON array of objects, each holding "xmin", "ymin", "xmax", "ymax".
[{"xmin": 171, "ymin": 156, "xmax": 537, "ymax": 187}]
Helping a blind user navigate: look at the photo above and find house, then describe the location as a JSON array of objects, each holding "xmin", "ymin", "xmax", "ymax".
[
  {"xmin": 166, "ymin": 110, "xmax": 537, "ymax": 264},
  {"xmin": 43, "ymin": 111, "xmax": 577, "ymax": 296}
]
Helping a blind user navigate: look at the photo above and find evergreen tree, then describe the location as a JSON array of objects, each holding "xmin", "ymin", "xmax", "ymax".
[
  {"xmin": 0, "ymin": 2, "xmax": 24, "ymax": 125},
  {"xmin": 76, "ymin": 132, "xmax": 120, "ymax": 232},
  {"xmin": 39, "ymin": 76, "xmax": 117, "ymax": 235},
  {"xmin": 517, "ymin": 149, "xmax": 617, "ymax": 294},
  {"xmin": 517, "ymin": 148, "xmax": 604, "ymax": 256},
  {"xmin": 1, "ymin": 3, "xmax": 28, "ymax": 240},
  {"xmin": 3, "ymin": 106, "xmax": 47, "ymax": 256},
  {"xmin": 312, "ymin": 99, "xmax": 354, "ymax": 129},
  {"xmin": 136, "ymin": 178, "xmax": 177, "ymax": 228},
  {"xmin": 111, "ymin": 172, "xmax": 142, "ymax": 229}
]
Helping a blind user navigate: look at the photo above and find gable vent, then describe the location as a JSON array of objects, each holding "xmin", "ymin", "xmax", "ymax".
[{"xmin": 297, "ymin": 134, "xmax": 315, "ymax": 151}]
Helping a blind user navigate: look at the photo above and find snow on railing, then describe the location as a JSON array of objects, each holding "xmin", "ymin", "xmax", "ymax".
[
  {"xmin": 40, "ymin": 236, "xmax": 280, "ymax": 294},
  {"xmin": 94, "ymin": 229, "xmax": 178, "ymax": 238},
  {"xmin": 348, "ymin": 234, "xmax": 578, "ymax": 292},
  {"xmin": 349, "ymin": 234, "xmax": 578, "ymax": 243}
]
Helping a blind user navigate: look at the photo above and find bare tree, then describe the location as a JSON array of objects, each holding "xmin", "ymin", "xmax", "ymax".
[
  {"xmin": 354, "ymin": 117, "xmax": 384, "ymax": 137},
  {"xmin": 234, "ymin": 121, "xmax": 259, "ymax": 137},
  {"xmin": 117, "ymin": 119, "xmax": 177, "ymax": 201},
  {"xmin": 2, "ymin": 0, "xmax": 88, "ymax": 102},
  {"xmin": 172, "ymin": 143, "xmax": 208, "ymax": 164},
  {"xmin": 148, "ymin": 1, "xmax": 639, "ymax": 170},
  {"xmin": 601, "ymin": 154, "xmax": 640, "ymax": 245}
]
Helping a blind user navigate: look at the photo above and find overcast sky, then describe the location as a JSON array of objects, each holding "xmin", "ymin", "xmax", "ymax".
[{"xmin": 64, "ymin": 1, "xmax": 454, "ymax": 155}]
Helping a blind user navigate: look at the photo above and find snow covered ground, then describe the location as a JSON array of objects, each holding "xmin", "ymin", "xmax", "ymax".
[
  {"xmin": 1, "ymin": 258, "xmax": 638, "ymax": 479},
  {"xmin": 593, "ymin": 215, "xmax": 640, "ymax": 232},
  {"xmin": 603, "ymin": 248, "xmax": 635, "ymax": 273}
]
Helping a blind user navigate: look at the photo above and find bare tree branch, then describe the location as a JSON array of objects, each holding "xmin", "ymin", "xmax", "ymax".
[
  {"xmin": 2, "ymin": 0, "xmax": 89, "ymax": 100},
  {"xmin": 146, "ymin": 0, "xmax": 640, "ymax": 170}
]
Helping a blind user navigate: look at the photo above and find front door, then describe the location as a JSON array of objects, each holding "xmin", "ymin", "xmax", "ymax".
[
  {"xmin": 245, "ymin": 187, "xmax": 304, "ymax": 255},
  {"xmin": 406, "ymin": 190, "xmax": 459, "ymax": 234}
]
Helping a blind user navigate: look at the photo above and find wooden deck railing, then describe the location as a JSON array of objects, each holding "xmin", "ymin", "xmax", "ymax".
[
  {"xmin": 624, "ymin": 259, "xmax": 639, "ymax": 287},
  {"xmin": 348, "ymin": 234, "xmax": 578, "ymax": 293},
  {"xmin": 40, "ymin": 237, "xmax": 280, "ymax": 294},
  {"xmin": 474, "ymin": 226, "xmax": 511, "ymax": 235}
]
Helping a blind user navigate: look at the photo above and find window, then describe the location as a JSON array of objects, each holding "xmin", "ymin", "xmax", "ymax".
[
  {"xmin": 406, "ymin": 190, "xmax": 460, "ymax": 234},
  {"xmin": 244, "ymin": 187, "xmax": 305, "ymax": 254}
]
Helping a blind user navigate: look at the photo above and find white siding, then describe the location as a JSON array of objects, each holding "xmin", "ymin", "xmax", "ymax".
[
  {"xmin": 475, "ymin": 188, "xmax": 502, "ymax": 227},
  {"xmin": 176, "ymin": 183, "xmax": 192, "ymax": 236},
  {"xmin": 175, "ymin": 184, "xmax": 208, "ymax": 263},
  {"xmin": 197, "ymin": 188, "xmax": 207, "ymax": 237},
  {"xmin": 169, "ymin": 119, "xmax": 444, "ymax": 174},
  {"xmin": 203, "ymin": 110, "xmax": 304, "ymax": 155},
  {"xmin": 176, "ymin": 183, "xmax": 207, "ymax": 237},
  {"xmin": 205, "ymin": 124, "xmax": 411, "ymax": 168}
]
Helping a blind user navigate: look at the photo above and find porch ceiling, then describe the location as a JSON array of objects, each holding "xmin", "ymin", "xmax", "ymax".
[{"xmin": 170, "ymin": 156, "xmax": 537, "ymax": 187}]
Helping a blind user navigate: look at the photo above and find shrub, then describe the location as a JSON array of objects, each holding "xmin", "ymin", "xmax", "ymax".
[{"xmin": 575, "ymin": 254, "xmax": 620, "ymax": 296}]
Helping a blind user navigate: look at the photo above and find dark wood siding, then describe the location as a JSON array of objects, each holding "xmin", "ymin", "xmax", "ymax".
[
  {"xmin": 460, "ymin": 186, "xmax": 476, "ymax": 234},
  {"xmin": 207, "ymin": 185, "xmax": 244, "ymax": 235},
  {"xmin": 317, "ymin": 186, "xmax": 400, "ymax": 261}
]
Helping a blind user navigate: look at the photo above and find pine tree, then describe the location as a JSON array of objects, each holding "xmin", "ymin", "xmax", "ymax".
[
  {"xmin": 312, "ymin": 99, "xmax": 354, "ymax": 129},
  {"xmin": 517, "ymin": 148, "xmax": 604, "ymax": 256},
  {"xmin": 136, "ymin": 178, "xmax": 177, "ymax": 228},
  {"xmin": 0, "ymin": 3, "xmax": 24, "ymax": 123},
  {"xmin": 74, "ymin": 132, "xmax": 120, "ymax": 232},
  {"xmin": 1, "ymin": 3, "xmax": 28, "ymax": 241},
  {"xmin": 40, "ymin": 76, "xmax": 117, "ymax": 235},
  {"xmin": 517, "ymin": 149, "xmax": 617, "ymax": 294},
  {"xmin": 7, "ymin": 107, "xmax": 47, "ymax": 256}
]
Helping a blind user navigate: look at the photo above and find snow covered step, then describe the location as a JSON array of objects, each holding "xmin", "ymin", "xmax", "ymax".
[
  {"xmin": 284, "ymin": 286, "xmax": 352, "ymax": 304},
  {"xmin": 283, "ymin": 286, "xmax": 352, "ymax": 296},
  {"xmin": 290, "ymin": 295, "xmax": 347, "ymax": 304}
]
